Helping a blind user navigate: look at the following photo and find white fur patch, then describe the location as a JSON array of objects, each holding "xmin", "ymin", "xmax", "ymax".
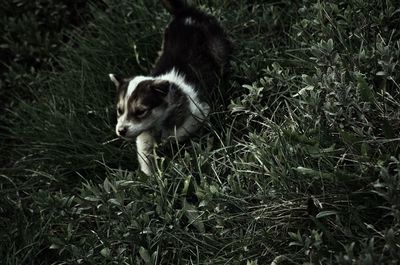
[
  {"xmin": 136, "ymin": 131, "xmax": 155, "ymax": 176},
  {"xmin": 126, "ymin": 76, "xmax": 154, "ymax": 98}
]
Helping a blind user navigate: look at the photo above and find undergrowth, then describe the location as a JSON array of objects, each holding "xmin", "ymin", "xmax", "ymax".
[{"xmin": 1, "ymin": 0, "xmax": 399, "ymax": 264}]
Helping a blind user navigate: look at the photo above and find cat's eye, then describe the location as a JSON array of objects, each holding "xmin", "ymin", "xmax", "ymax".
[{"xmin": 133, "ymin": 109, "xmax": 148, "ymax": 118}]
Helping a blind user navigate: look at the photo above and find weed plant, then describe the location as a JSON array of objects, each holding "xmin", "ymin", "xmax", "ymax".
[{"xmin": 1, "ymin": 0, "xmax": 400, "ymax": 264}]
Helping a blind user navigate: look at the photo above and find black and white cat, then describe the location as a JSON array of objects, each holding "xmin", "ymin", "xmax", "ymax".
[{"xmin": 109, "ymin": 0, "xmax": 231, "ymax": 175}]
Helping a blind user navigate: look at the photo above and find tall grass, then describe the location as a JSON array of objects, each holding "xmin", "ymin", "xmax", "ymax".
[{"xmin": 1, "ymin": 0, "xmax": 400, "ymax": 264}]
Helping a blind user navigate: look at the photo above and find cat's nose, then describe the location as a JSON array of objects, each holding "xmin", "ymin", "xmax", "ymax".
[{"xmin": 118, "ymin": 127, "xmax": 128, "ymax": 137}]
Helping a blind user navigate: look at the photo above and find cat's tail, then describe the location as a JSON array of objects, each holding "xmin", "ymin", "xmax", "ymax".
[{"xmin": 161, "ymin": 0, "xmax": 187, "ymax": 15}]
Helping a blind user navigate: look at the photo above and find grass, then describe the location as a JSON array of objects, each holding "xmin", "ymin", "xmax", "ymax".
[{"xmin": 1, "ymin": 0, "xmax": 400, "ymax": 264}]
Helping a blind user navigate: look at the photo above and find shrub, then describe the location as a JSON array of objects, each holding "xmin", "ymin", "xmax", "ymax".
[{"xmin": 1, "ymin": 0, "xmax": 399, "ymax": 264}]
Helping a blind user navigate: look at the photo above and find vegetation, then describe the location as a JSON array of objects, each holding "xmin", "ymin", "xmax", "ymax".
[
  {"xmin": 1, "ymin": 0, "xmax": 399, "ymax": 264},
  {"xmin": 0, "ymin": 0, "xmax": 89, "ymax": 105}
]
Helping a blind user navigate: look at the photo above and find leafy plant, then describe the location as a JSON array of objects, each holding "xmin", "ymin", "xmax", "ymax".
[{"xmin": 1, "ymin": 0, "xmax": 400, "ymax": 264}]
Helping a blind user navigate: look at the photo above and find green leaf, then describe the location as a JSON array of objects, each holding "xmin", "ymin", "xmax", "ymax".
[
  {"xmin": 100, "ymin": 247, "xmax": 111, "ymax": 258},
  {"xmin": 209, "ymin": 185, "xmax": 218, "ymax": 194},
  {"xmin": 182, "ymin": 175, "xmax": 191, "ymax": 195},
  {"xmin": 289, "ymin": 242, "xmax": 304, "ymax": 247},
  {"xmin": 316, "ymin": 210, "xmax": 338, "ymax": 218},
  {"xmin": 103, "ymin": 178, "xmax": 117, "ymax": 194},
  {"xmin": 84, "ymin": 196, "xmax": 100, "ymax": 202},
  {"xmin": 376, "ymin": 71, "xmax": 386, "ymax": 76},
  {"xmin": 183, "ymin": 201, "xmax": 205, "ymax": 233},
  {"xmin": 49, "ymin": 244, "xmax": 60, "ymax": 250},
  {"xmin": 108, "ymin": 198, "xmax": 121, "ymax": 206},
  {"xmin": 67, "ymin": 223, "xmax": 73, "ymax": 240},
  {"xmin": 327, "ymin": 38, "xmax": 334, "ymax": 52},
  {"xmin": 139, "ymin": 247, "xmax": 151, "ymax": 264},
  {"xmin": 357, "ymin": 75, "xmax": 374, "ymax": 102}
]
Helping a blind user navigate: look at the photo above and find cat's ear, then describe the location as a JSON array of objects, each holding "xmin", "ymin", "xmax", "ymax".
[{"xmin": 109, "ymin": 74, "xmax": 122, "ymax": 88}]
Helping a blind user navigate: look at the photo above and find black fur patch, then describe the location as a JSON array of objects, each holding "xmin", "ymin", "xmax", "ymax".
[
  {"xmin": 163, "ymin": 84, "xmax": 189, "ymax": 129},
  {"xmin": 115, "ymin": 78, "xmax": 130, "ymax": 103},
  {"xmin": 152, "ymin": 2, "xmax": 231, "ymax": 99}
]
